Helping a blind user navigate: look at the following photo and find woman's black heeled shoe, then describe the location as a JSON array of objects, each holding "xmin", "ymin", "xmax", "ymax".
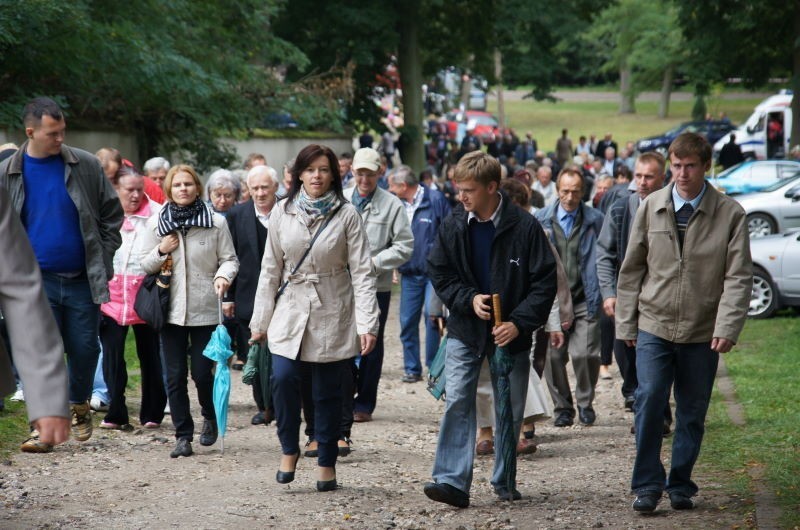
[
  {"xmin": 276, "ymin": 453, "xmax": 300, "ymax": 484},
  {"xmin": 316, "ymin": 477, "xmax": 338, "ymax": 492}
]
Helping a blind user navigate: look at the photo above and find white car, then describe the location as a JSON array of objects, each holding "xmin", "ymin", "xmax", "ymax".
[
  {"xmin": 749, "ymin": 229, "xmax": 800, "ymax": 318},
  {"xmin": 735, "ymin": 174, "xmax": 800, "ymax": 238}
]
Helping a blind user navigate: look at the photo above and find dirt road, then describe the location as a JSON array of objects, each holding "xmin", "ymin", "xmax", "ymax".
[{"xmin": 0, "ymin": 296, "xmax": 749, "ymax": 529}]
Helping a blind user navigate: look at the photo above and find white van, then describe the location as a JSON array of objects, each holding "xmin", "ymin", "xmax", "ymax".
[{"xmin": 713, "ymin": 91, "xmax": 792, "ymax": 160}]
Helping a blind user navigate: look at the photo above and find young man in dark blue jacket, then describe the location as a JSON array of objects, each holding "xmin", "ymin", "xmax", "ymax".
[{"xmin": 424, "ymin": 151, "xmax": 557, "ymax": 507}]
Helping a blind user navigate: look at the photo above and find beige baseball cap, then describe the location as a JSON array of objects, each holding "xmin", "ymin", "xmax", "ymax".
[{"xmin": 352, "ymin": 147, "xmax": 381, "ymax": 172}]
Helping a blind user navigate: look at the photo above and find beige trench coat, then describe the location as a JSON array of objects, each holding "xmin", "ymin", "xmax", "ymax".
[
  {"xmin": 140, "ymin": 208, "xmax": 239, "ymax": 327},
  {"xmin": 250, "ymin": 200, "xmax": 379, "ymax": 363}
]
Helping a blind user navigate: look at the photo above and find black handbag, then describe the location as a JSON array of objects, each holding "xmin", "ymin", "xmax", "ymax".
[{"xmin": 134, "ymin": 254, "xmax": 173, "ymax": 331}]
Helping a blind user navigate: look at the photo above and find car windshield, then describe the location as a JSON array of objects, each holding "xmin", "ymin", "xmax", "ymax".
[
  {"xmin": 717, "ymin": 162, "xmax": 745, "ymax": 179},
  {"xmin": 761, "ymin": 173, "xmax": 800, "ymax": 192},
  {"xmin": 665, "ymin": 123, "xmax": 691, "ymax": 136},
  {"xmin": 469, "ymin": 115, "xmax": 497, "ymax": 126}
]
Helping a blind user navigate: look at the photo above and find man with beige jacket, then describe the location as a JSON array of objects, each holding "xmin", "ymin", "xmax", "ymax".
[{"xmin": 615, "ymin": 133, "xmax": 752, "ymax": 513}]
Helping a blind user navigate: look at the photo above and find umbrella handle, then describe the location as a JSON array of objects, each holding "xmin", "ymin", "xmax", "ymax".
[
  {"xmin": 218, "ymin": 296, "xmax": 223, "ymax": 325},
  {"xmin": 492, "ymin": 294, "xmax": 502, "ymax": 327}
]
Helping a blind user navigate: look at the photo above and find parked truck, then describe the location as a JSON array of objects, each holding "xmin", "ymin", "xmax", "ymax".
[{"xmin": 713, "ymin": 90, "xmax": 793, "ymax": 160}]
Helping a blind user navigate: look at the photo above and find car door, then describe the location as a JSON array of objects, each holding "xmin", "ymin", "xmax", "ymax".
[
  {"xmin": 777, "ymin": 182, "xmax": 800, "ymax": 231},
  {"xmin": 747, "ymin": 163, "xmax": 779, "ymax": 193},
  {"xmin": 779, "ymin": 233, "xmax": 800, "ymax": 297}
]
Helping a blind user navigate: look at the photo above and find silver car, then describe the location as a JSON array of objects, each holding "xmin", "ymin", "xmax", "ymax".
[
  {"xmin": 749, "ymin": 229, "xmax": 800, "ymax": 318},
  {"xmin": 735, "ymin": 173, "xmax": 800, "ymax": 238}
]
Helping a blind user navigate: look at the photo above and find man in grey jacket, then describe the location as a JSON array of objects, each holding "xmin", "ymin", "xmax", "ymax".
[
  {"xmin": 0, "ymin": 97, "xmax": 123, "ymax": 449},
  {"xmin": 0, "ymin": 185, "xmax": 70, "ymax": 453},
  {"xmin": 348, "ymin": 147, "xmax": 414, "ymax": 422},
  {"xmin": 596, "ymin": 152, "xmax": 671, "ymax": 426}
]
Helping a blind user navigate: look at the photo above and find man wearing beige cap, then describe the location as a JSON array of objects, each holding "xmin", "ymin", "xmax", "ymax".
[{"xmin": 347, "ymin": 148, "xmax": 413, "ymax": 422}]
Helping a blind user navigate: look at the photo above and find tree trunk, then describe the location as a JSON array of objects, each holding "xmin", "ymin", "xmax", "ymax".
[
  {"xmin": 658, "ymin": 64, "xmax": 674, "ymax": 119},
  {"xmin": 619, "ymin": 65, "xmax": 635, "ymax": 114},
  {"xmin": 494, "ymin": 49, "xmax": 505, "ymax": 131},
  {"xmin": 460, "ymin": 75, "xmax": 472, "ymax": 110},
  {"xmin": 792, "ymin": 0, "xmax": 800, "ymax": 156},
  {"xmin": 396, "ymin": 0, "xmax": 425, "ymax": 173}
]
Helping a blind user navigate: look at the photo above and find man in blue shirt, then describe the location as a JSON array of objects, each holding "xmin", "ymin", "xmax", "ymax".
[{"xmin": 0, "ymin": 98, "xmax": 123, "ymax": 452}]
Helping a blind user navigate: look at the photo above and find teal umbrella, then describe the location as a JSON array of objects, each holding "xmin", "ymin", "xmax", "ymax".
[
  {"xmin": 202, "ymin": 298, "xmax": 234, "ymax": 453},
  {"xmin": 490, "ymin": 294, "xmax": 516, "ymax": 501}
]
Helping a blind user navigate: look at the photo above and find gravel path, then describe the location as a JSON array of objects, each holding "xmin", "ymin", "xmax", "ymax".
[{"xmin": 1, "ymin": 295, "xmax": 751, "ymax": 529}]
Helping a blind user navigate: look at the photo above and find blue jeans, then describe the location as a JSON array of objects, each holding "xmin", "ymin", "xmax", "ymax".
[
  {"xmin": 399, "ymin": 275, "xmax": 439, "ymax": 376},
  {"xmin": 632, "ymin": 330, "xmax": 719, "ymax": 497},
  {"xmin": 92, "ymin": 341, "xmax": 110, "ymax": 404},
  {"xmin": 431, "ymin": 337, "xmax": 529, "ymax": 494},
  {"xmin": 42, "ymin": 273, "xmax": 101, "ymax": 404}
]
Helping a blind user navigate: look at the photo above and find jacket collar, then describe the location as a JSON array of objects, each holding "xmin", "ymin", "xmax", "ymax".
[
  {"xmin": 652, "ymin": 181, "xmax": 718, "ymax": 216},
  {"xmin": 346, "ymin": 185, "xmax": 383, "ymax": 215},
  {"xmin": 452, "ymin": 190, "xmax": 519, "ymax": 236},
  {"xmin": 7, "ymin": 140, "xmax": 79, "ymax": 176}
]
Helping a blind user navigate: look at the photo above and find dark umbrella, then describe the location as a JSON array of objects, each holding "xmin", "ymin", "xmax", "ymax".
[
  {"xmin": 489, "ymin": 294, "xmax": 516, "ymax": 501},
  {"xmin": 242, "ymin": 341, "xmax": 272, "ymax": 411}
]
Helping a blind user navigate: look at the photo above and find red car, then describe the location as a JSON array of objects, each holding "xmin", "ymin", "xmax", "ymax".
[{"xmin": 445, "ymin": 110, "xmax": 499, "ymax": 144}]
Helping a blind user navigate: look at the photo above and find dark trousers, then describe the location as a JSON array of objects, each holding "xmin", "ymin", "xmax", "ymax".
[
  {"xmin": 100, "ymin": 316, "xmax": 166, "ymax": 425},
  {"xmin": 272, "ymin": 355, "xmax": 347, "ymax": 468},
  {"xmin": 236, "ymin": 317, "xmax": 266, "ymax": 411},
  {"xmin": 615, "ymin": 338, "xmax": 673, "ymax": 424},
  {"xmin": 599, "ymin": 312, "xmax": 615, "ymax": 366},
  {"xmin": 303, "ymin": 359, "xmax": 356, "ymax": 439},
  {"xmin": 161, "ymin": 324, "xmax": 216, "ymax": 441},
  {"xmin": 353, "ymin": 291, "xmax": 391, "ymax": 414}
]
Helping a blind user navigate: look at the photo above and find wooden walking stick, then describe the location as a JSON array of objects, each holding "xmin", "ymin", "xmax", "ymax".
[{"xmin": 492, "ymin": 294, "xmax": 502, "ymax": 327}]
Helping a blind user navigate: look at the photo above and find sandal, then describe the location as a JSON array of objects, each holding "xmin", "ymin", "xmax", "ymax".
[
  {"xmin": 304, "ymin": 438, "xmax": 319, "ymax": 458},
  {"xmin": 337, "ymin": 436, "xmax": 352, "ymax": 457}
]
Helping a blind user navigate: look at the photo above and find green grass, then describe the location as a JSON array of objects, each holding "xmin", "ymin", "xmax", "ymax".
[
  {"xmin": 698, "ymin": 314, "xmax": 800, "ymax": 529},
  {"xmin": 486, "ymin": 95, "xmax": 763, "ymax": 151}
]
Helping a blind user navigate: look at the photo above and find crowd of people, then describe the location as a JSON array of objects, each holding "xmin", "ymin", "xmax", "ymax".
[{"xmin": 1, "ymin": 96, "xmax": 752, "ymax": 513}]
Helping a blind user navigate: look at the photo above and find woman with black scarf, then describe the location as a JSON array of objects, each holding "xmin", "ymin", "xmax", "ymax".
[{"xmin": 141, "ymin": 164, "xmax": 238, "ymax": 458}]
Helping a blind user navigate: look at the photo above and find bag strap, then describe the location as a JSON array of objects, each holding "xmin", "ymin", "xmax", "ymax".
[{"xmin": 275, "ymin": 202, "xmax": 345, "ymax": 301}]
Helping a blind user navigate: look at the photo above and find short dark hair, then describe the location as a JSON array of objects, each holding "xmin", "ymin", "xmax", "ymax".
[
  {"xmin": 669, "ymin": 132, "xmax": 712, "ymax": 165},
  {"xmin": 285, "ymin": 144, "xmax": 346, "ymax": 211},
  {"xmin": 22, "ymin": 97, "xmax": 63, "ymax": 128}
]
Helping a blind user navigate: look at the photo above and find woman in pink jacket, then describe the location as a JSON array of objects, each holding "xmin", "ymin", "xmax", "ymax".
[{"xmin": 99, "ymin": 167, "xmax": 166, "ymax": 430}]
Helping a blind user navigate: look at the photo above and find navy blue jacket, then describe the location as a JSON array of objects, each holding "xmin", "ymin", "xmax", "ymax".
[
  {"xmin": 428, "ymin": 194, "xmax": 557, "ymax": 357},
  {"xmin": 398, "ymin": 186, "xmax": 451, "ymax": 276}
]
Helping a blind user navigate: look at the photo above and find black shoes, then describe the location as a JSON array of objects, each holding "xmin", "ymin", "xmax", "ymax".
[
  {"xmin": 251, "ymin": 411, "xmax": 266, "ymax": 425},
  {"xmin": 493, "ymin": 485, "xmax": 522, "ymax": 501},
  {"xmin": 170, "ymin": 438, "xmax": 193, "ymax": 458},
  {"xmin": 276, "ymin": 453, "xmax": 300, "ymax": 484},
  {"xmin": 316, "ymin": 477, "xmax": 338, "ymax": 492},
  {"xmin": 423, "ymin": 482, "xmax": 470, "ymax": 508},
  {"xmin": 401, "ymin": 373, "xmax": 423, "ymax": 383},
  {"xmin": 338, "ymin": 436, "xmax": 352, "ymax": 457},
  {"xmin": 624, "ymin": 395, "xmax": 635, "ymax": 411},
  {"xmin": 578, "ymin": 406, "xmax": 596, "ymax": 425},
  {"xmin": 199, "ymin": 419, "xmax": 218, "ymax": 446},
  {"xmin": 632, "ymin": 493, "xmax": 661, "ymax": 513},
  {"xmin": 669, "ymin": 491, "xmax": 695, "ymax": 510},
  {"xmin": 554, "ymin": 411, "xmax": 574, "ymax": 427}
]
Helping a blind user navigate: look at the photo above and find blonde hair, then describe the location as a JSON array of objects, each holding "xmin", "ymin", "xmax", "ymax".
[
  {"xmin": 453, "ymin": 150, "xmax": 500, "ymax": 185},
  {"xmin": 164, "ymin": 164, "xmax": 204, "ymax": 202}
]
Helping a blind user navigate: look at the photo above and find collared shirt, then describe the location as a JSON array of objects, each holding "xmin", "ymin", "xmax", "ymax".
[
  {"xmin": 466, "ymin": 192, "xmax": 503, "ymax": 227},
  {"xmin": 402, "ymin": 184, "xmax": 425, "ymax": 223},
  {"xmin": 557, "ymin": 203, "xmax": 578, "ymax": 237},
  {"xmin": 672, "ymin": 182, "xmax": 707, "ymax": 212},
  {"xmin": 254, "ymin": 201, "xmax": 271, "ymax": 228}
]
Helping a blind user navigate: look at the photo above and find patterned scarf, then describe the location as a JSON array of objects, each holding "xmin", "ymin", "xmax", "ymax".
[
  {"xmin": 158, "ymin": 197, "xmax": 213, "ymax": 237},
  {"xmin": 351, "ymin": 189, "xmax": 375, "ymax": 213},
  {"xmin": 293, "ymin": 188, "xmax": 340, "ymax": 223}
]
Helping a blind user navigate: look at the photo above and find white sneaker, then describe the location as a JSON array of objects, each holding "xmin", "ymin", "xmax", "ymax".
[
  {"xmin": 90, "ymin": 396, "xmax": 109, "ymax": 412},
  {"xmin": 10, "ymin": 388, "xmax": 24, "ymax": 402}
]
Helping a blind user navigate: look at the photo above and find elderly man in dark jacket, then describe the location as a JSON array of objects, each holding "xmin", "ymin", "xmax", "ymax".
[
  {"xmin": 424, "ymin": 151, "xmax": 557, "ymax": 508},
  {"xmin": 0, "ymin": 97, "xmax": 123, "ymax": 449}
]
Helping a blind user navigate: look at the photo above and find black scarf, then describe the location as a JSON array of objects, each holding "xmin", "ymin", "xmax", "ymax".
[{"xmin": 158, "ymin": 198, "xmax": 213, "ymax": 237}]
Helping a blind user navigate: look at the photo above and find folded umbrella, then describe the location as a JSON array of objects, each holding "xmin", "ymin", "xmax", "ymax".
[
  {"xmin": 242, "ymin": 341, "xmax": 272, "ymax": 411},
  {"xmin": 490, "ymin": 294, "xmax": 516, "ymax": 500},
  {"xmin": 202, "ymin": 297, "xmax": 234, "ymax": 453}
]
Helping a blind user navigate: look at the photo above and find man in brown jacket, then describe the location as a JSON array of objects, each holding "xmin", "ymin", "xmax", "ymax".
[{"xmin": 615, "ymin": 132, "xmax": 752, "ymax": 513}]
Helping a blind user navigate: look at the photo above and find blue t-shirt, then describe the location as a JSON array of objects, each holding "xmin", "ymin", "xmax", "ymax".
[{"xmin": 21, "ymin": 153, "xmax": 86, "ymax": 273}]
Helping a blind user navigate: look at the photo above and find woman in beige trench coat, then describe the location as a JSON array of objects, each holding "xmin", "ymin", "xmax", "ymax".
[{"xmin": 250, "ymin": 144, "xmax": 379, "ymax": 492}]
